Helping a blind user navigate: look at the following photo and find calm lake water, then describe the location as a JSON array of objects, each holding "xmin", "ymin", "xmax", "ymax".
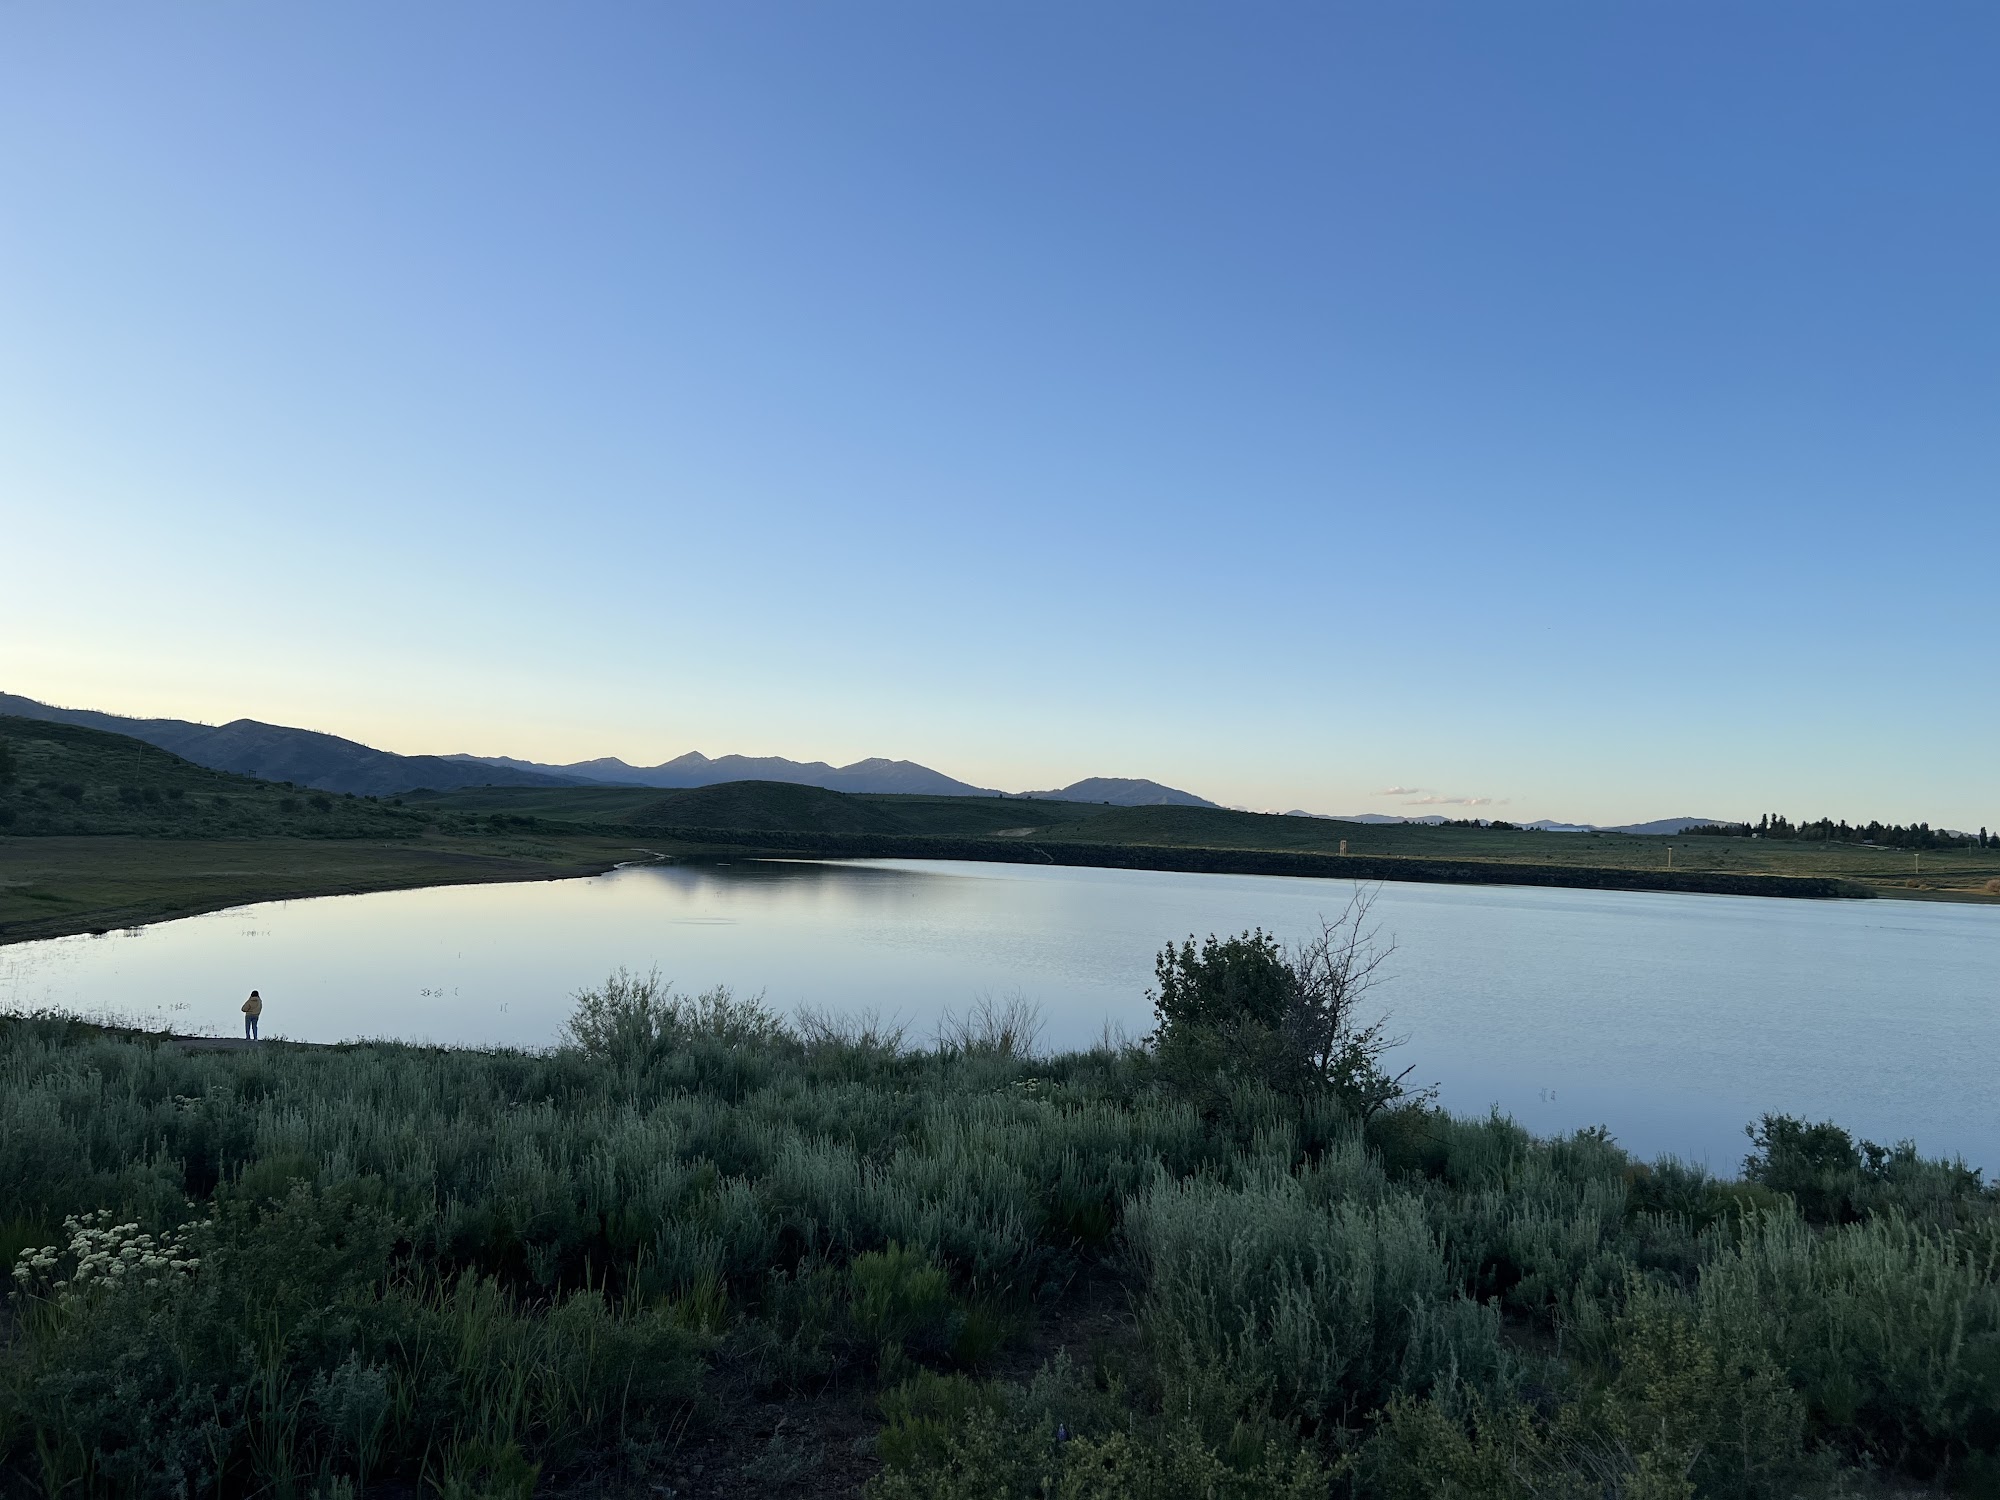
[{"xmin": 3, "ymin": 858, "xmax": 1995, "ymax": 1171}]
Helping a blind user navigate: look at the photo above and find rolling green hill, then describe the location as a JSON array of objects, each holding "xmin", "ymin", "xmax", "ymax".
[
  {"xmin": 0, "ymin": 718, "xmax": 645, "ymax": 942},
  {"xmin": 422, "ymin": 782, "xmax": 1099, "ymax": 837},
  {"xmin": 625, "ymin": 780, "xmax": 915, "ymax": 834},
  {"xmin": 0, "ymin": 716, "xmax": 426, "ymax": 839}
]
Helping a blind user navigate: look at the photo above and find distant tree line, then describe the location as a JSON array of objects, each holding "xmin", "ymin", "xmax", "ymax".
[{"xmin": 1683, "ymin": 813, "xmax": 1992, "ymax": 850}]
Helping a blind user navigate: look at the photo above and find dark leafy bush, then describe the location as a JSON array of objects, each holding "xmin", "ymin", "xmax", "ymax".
[
  {"xmin": 1743, "ymin": 1115, "xmax": 1866, "ymax": 1224},
  {"xmin": 1744, "ymin": 1114, "xmax": 1995, "ymax": 1234},
  {"xmin": 1150, "ymin": 893, "xmax": 1430, "ymax": 1120}
]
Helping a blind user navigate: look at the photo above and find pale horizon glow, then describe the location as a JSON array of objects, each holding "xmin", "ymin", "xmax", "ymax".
[{"xmin": 3, "ymin": 5, "xmax": 1996, "ymax": 829}]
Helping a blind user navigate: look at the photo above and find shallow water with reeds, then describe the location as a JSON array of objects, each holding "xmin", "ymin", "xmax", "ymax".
[{"xmin": 2, "ymin": 857, "xmax": 1994, "ymax": 1169}]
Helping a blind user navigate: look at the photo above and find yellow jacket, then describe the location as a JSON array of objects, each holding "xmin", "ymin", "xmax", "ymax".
[{"xmin": 242, "ymin": 995, "xmax": 263, "ymax": 1017}]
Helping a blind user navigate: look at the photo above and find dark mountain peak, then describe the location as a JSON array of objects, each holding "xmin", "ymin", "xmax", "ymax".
[
  {"xmin": 456, "ymin": 745, "xmax": 997, "ymax": 797},
  {"xmin": 1025, "ymin": 777, "xmax": 1216, "ymax": 808},
  {"xmin": 1608, "ymin": 816, "xmax": 1727, "ymax": 836},
  {"xmin": 565, "ymin": 756, "xmax": 649, "ymax": 775}
]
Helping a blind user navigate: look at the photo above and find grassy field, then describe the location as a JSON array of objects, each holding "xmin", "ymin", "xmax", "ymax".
[
  {"xmin": 2, "ymin": 980, "xmax": 1993, "ymax": 1498},
  {"xmin": 0, "ymin": 835, "xmax": 652, "ymax": 943},
  {"xmin": 424, "ymin": 782, "xmax": 2000, "ymax": 902}
]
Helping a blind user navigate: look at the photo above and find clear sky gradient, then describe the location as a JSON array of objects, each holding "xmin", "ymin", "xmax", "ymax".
[{"xmin": 3, "ymin": 4, "xmax": 1995, "ymax": 826}]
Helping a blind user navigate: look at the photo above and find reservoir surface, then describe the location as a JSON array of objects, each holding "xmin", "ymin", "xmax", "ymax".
[{"xmin": 2, "ymin": 858, "xmax": 1994, "ymax": 1171}]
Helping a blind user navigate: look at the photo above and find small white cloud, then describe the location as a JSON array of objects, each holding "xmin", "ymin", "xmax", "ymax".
[{"xmin": 1378, "ymin": 785, "xmax": 1424, "ymax": 797}]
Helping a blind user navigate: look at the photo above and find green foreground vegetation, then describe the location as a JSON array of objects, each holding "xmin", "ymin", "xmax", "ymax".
[
  {"xmin": 7, "ymin": 715, "xmax": 1999, "ymax": 945},
  {"xmin": 3, "ymin": 925, "xmax": 1996, "ymax": 1498}
]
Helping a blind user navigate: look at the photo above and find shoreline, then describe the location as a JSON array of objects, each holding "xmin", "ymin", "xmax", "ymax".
[
  {"xmin": 0, "ymin": 835, "xmax": 653, "ymax": 947},
  {"xmin": 11, "ymin": 829, "xmax": 1996, "ymax": 950},
  {"xmin": 617, "ymin": 825, "xmax": 1877, "ymax": 901}
]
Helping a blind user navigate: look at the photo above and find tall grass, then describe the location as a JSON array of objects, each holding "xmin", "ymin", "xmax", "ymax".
[{"xmin": 1, "ymin": 974, "xmax": 1995, "ymax": 1498}]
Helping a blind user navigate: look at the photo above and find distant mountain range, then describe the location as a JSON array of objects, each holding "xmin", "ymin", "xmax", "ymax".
[
  {"xmin": 1528, "ymin": 817, "xmax": 1722, "ymax": 836},
  {"xmin": 1291, "ymin": 810, "xmax": 1722, "ymax": 836},
  {"xmin": 449, "ymin": 749, "xmax": 996, "ymax": 797},
  {"xmin": 0, "ymin": 693, "xmax": 1215, "ymax": 806},
  {"xmin": 447, "ymin": 754, "xmax": 1213, "ymax": 806},
  {"xmin": 0, "ymin": 693, "xmax": 573, "ymax": 797},
  {"xmin": 1, "ymin": 693, "xmax": 1709, "ymax": 826}
]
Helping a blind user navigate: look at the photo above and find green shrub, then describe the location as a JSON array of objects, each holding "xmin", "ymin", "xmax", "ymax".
[
  {"xmin": 0, "ymin": 1177, "xmax": 698, "ymax": 1497},
  {"xmin": 877, "ymin": 1369, "xmax": 1009, "ymax": 1471},
  {"xmin": 1348, "ymin": 1390, "xmax": 1554, "ymax": 1500},
  {"xmin": 1741, "ymin": 1114, "xmax": 1995, "ymax": 1234},
  {"xmin": 1150, "ymin": 899, "xmax": 1430, "ymax": 1119},
  {"xmin": 1586, "ymin": 1291, "xmax": 1813, "ymax": 1498},
  {"xmin": 1352, "ymin": 1304, "xmax": 1817, "ymax": 1500},
  {"xmin": 1743, "ymin": 1115, "xmax": 1866, "ymax": 1224},
  {"xmin": 1122, "ymin": 1167, "xmax": 1509, "ymax": 1429},
  {"xmin": 736, "ymin": 1261, "xmax": 845, "ymax": 1393},
  {"xmin": 1694, "ymin": 1207, "xmax": 2000, "ymax": 1476},
  {"xmin": 868, "ymin": 1357, "xmax": 1331, "ymax": 1500},
  {"xmin": 562, "ymin": 968, "xmax": 787, "ymax": 1066},
  {"xmin": 851, "ymin": 1242, "xmax": 956, "ymax": 1366}
]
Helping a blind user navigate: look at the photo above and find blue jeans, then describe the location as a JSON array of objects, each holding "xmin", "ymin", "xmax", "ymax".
[{"xmin": 245, "ymin": 1014, "xmax": 259, "ymax": 1040}]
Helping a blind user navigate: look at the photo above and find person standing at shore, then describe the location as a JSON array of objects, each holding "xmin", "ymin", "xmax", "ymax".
[{"xmin": 242, "ymin": 989, "xmax": 262, "ymax": 1040}]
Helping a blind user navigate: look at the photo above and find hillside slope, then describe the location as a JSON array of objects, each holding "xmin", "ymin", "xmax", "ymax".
[
  {"xmin": 0, "ymin": 694, "xmax": 578, "ymax": 796},
  {"xmin": 626, "ymin": 780, "xmax": 916, "ymax": 835},
  {"xmin": 1024, "ymin": 776, "xmax": 1216, "ymax": 807},
  {"xmin": 0, "ymin": 715, "xmax": 428, "ymax": 838}
]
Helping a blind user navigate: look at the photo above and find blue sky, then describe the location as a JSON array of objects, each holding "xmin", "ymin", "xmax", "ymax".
[{"xmin": 3, "ymin": 4, "xmax": 1995, "ymax": 826}]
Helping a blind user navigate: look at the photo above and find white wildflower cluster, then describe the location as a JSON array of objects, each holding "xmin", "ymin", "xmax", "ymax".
[{"xmin": 11, "ymin": 1207, "xmax": 204, "ymax": 1302}]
